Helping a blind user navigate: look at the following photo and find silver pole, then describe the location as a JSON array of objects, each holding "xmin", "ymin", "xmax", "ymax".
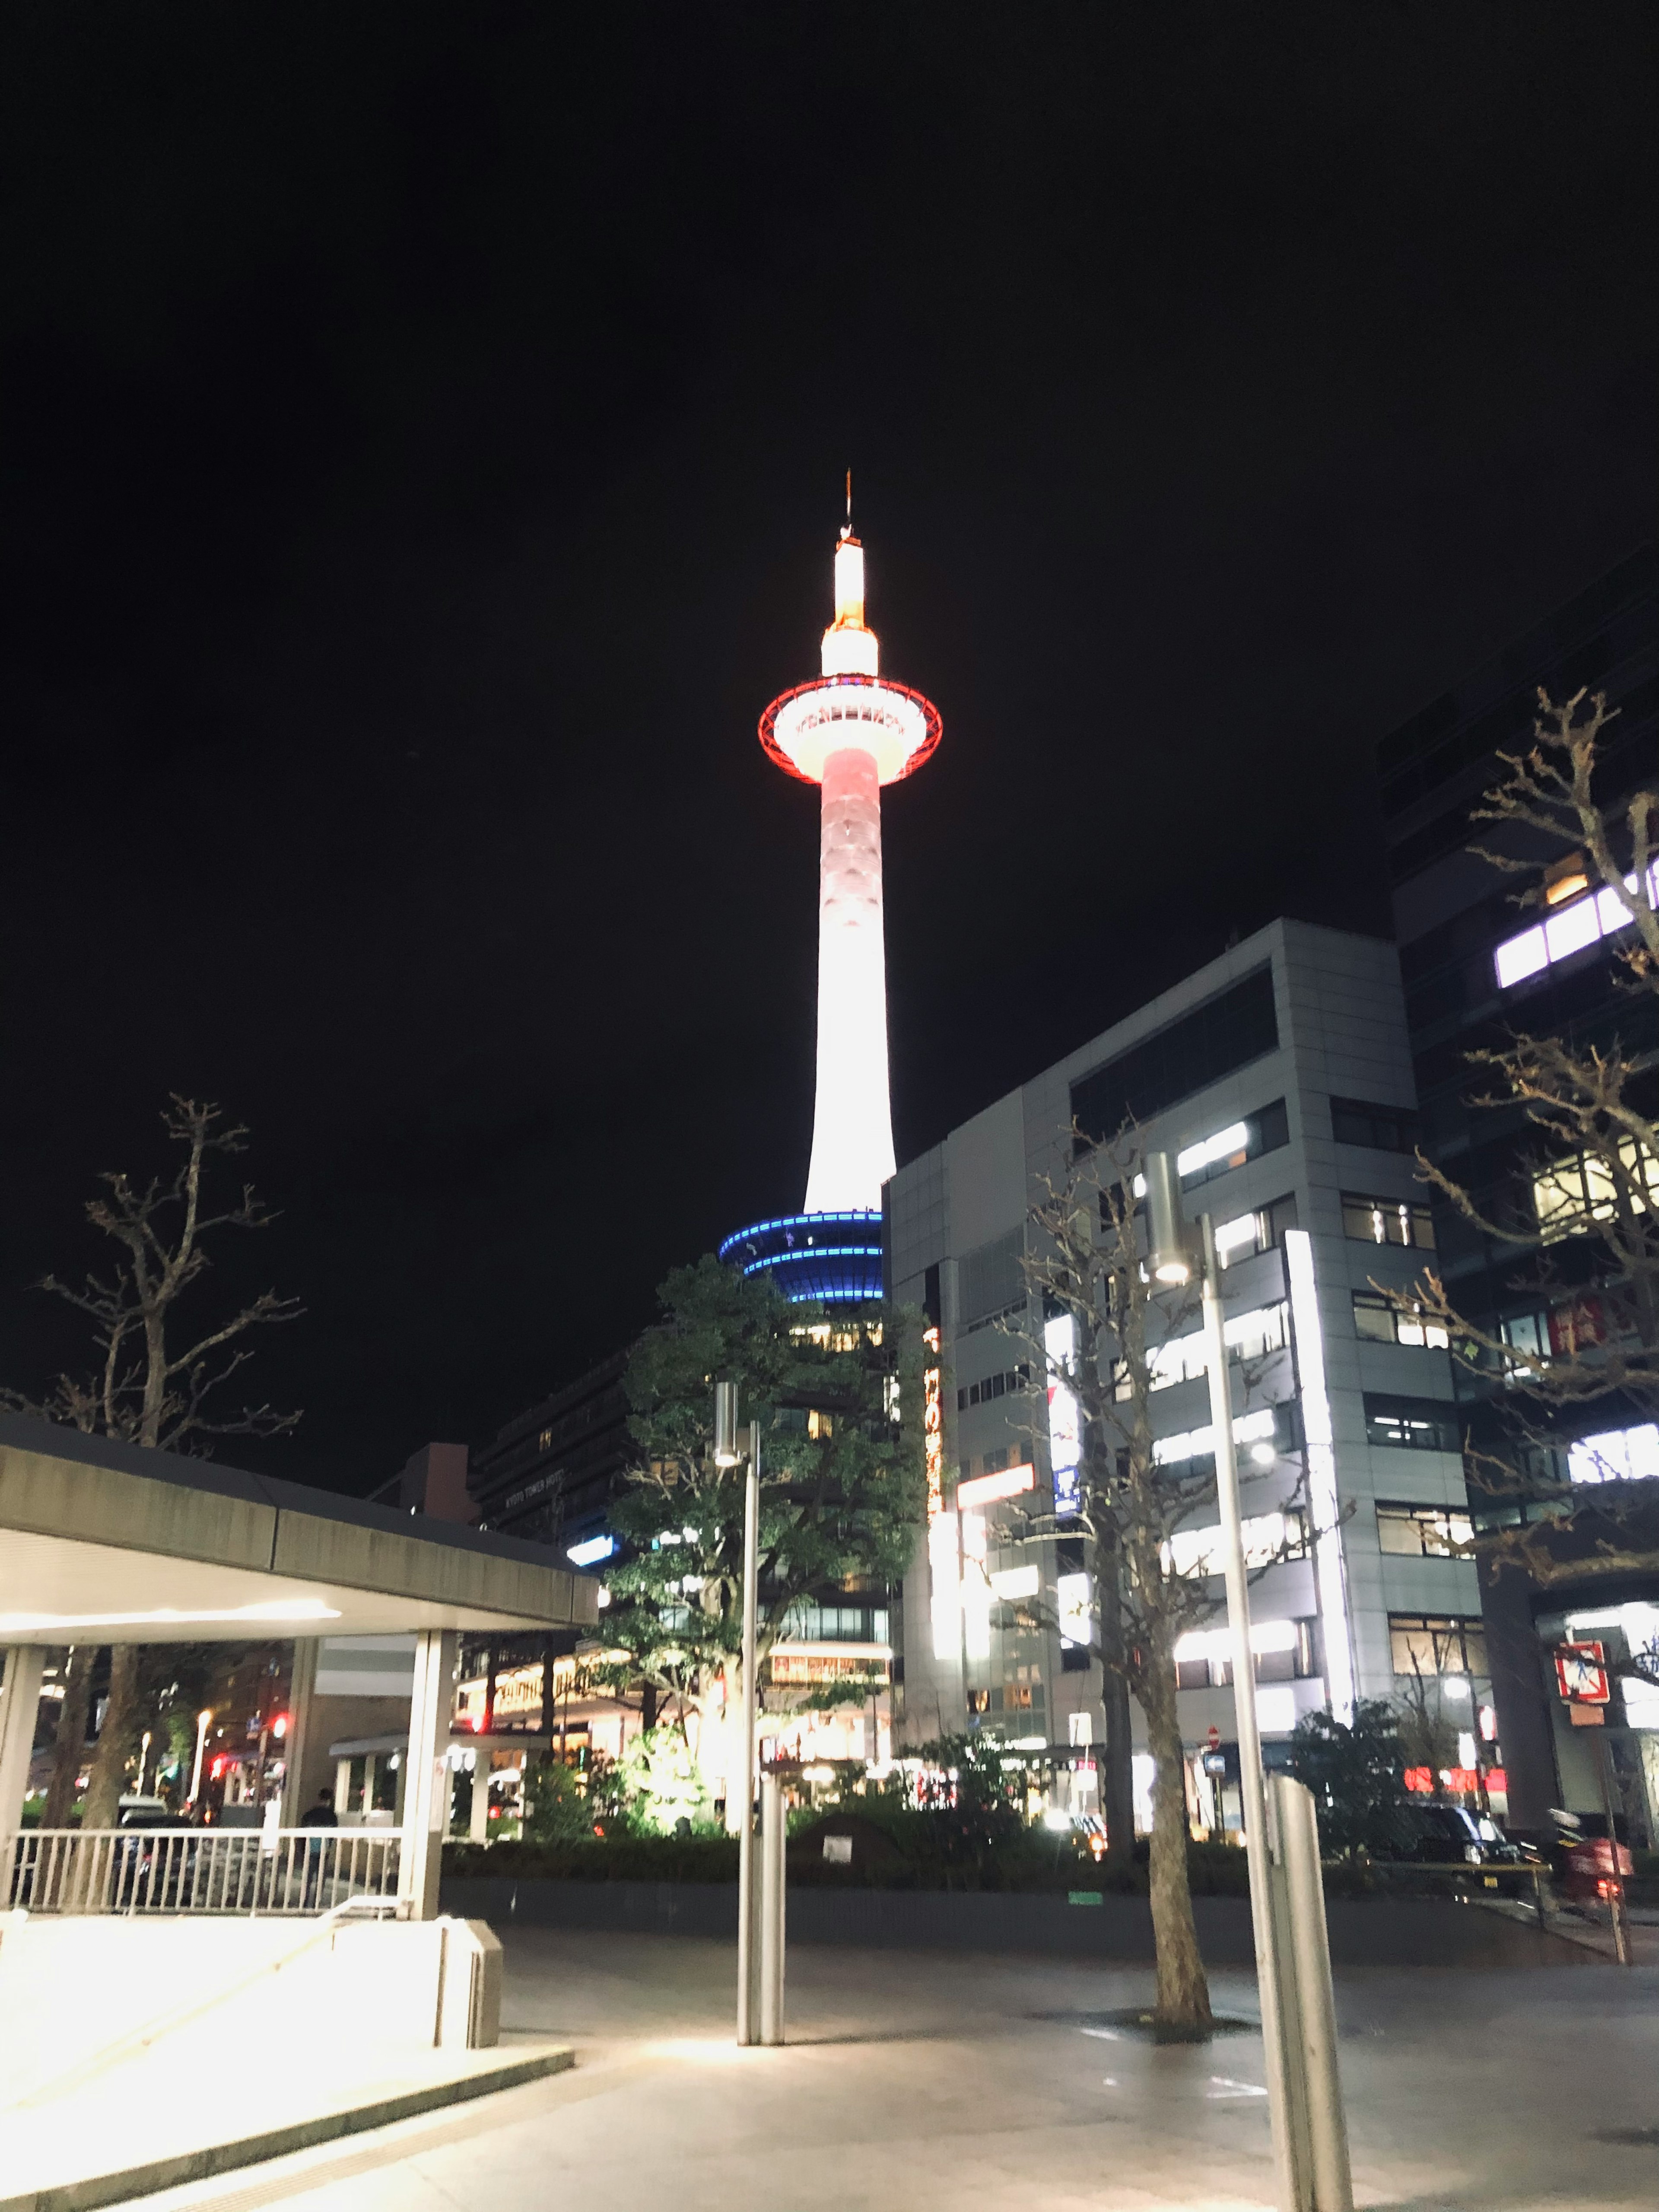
[
  {"xmin": 759, "ymin": 1769, "xmax": 785, "ymax": 2046},
  {"xmin": 1200, "ymin": 1212, "xmax": 1300, "ymax": 2210},
  {"xmin": 736, "ymin": 1421, "xmax": 761, "ymax": 2044},
  {"xmin": 1271, "ymin": 1773, "xmax": 1354, "ymax": 2212}
]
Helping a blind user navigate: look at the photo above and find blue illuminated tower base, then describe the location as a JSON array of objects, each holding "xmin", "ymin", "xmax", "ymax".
[{"xmin": 719, "ymin": 1211, "xmax": 883, "ymax": 1305}]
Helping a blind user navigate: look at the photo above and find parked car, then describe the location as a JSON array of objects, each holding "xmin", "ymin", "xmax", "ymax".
[
  {"xmin": 113, "ymin": 1795, "xmax": 200, "ymax": 1902},
  {"xmin": 1380, "ymin": 1800, "xmax": 1540, "ymax": 1866}
]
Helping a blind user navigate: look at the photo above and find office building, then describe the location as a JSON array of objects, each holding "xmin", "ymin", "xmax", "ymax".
[
  {"xmin": 885, "ymin": 918, "xmax": 1481, "ymax": 1828},
  {"xmin": 1379, "ymin": 543, "xmax": 1659, "ymax": 1844}
]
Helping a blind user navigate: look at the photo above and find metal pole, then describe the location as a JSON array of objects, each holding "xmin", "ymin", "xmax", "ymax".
[
  {"xmin": 736, "ymin": 1421, "xmax": 761, "ymax": 2042},
  {"xmin": 1596, "ymin": 1731, "xmax": 1632, "ymax": 1967},
  {"xmin": 1200, "ymin": 1213, "xmax": 1300, "ymax": 2210},
  {"xmin": 1271, "ymin": 1773, "xmax": 1354, "ymax": 2212},
  {"xmin": 760, "ymin": 1769, "xmax": 785, "ymax": 2046}
]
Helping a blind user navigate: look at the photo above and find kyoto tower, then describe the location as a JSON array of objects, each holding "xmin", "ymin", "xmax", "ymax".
[{"xmin": 721, "ymin": 507, "xmax": 941, "ymax": 1303}]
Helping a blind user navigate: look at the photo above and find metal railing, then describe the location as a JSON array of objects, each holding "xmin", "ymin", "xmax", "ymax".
[{"xmin": 3, "ymin": 1827, "xmax": 401, "ymax": 1916}]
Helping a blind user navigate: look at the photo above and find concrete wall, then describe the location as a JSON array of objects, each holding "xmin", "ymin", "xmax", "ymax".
[{"xmin": 441, "ymin": 1875, "xmax": 1593, "ymax": 1970}]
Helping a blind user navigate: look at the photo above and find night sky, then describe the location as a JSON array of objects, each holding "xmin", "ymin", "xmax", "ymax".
[{"xmin": 2, "ymin": 7, "xmax": 1653, "ymax": 1495}]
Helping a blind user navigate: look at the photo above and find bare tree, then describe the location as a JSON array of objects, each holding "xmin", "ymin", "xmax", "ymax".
[
  {"xmin": 6, "ymin": 1098, "xmax": 300, "ymax": 1828},
  {"xmin": 1390, "ymin": 691, "xmax": 1659, "ymax": 1589},
  {"xmin": 1006, "ymin": 1127, "xmax": 1299, "ymax": 2034}
]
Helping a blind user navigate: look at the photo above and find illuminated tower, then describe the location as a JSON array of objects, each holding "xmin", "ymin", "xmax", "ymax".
[{"xmin": 721, "ymin": 519, "xmax": 941, "ymax": 1302}]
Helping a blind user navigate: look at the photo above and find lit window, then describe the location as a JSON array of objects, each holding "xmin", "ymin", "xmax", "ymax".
[
  {"xmin": 1494, "ymin": 862, "xmax": 1659, "ymax": 991},
  {"xmin": 1364, "ymin": 1394, "xmax": 1460, "ymax": 1452},
  {"xmin": 1179, "ymin": 1122, "xmax": 1250, "ymax": 1178},
  {"xmin": 1057, "ymin": 1570, "xmax": 1091, "ymax": 1648},
  {"xmin": 1353, "ymin": 1293, "xmax": 1449, "ymax": 1350},
  {"xmin": 989, "ymin": 1564, "xmax": 1040, "ymax": 1600},
  {"xmin": 1173, "ymin": 1618, "xmax": 1316, "ymax": 1689},
  {"xmin": 1166, "ymin": 1509, "xmax": 1304, "ymax": 1577},
  {"xmin": 1341, "ymin": 1193, "xmax": 1436, "ymax": 1249},
  {"xmin": 1533, "ymin": 1138, "xmax": 1659, "ymax": 1244},
  {"xmin": 1388, "ymin": 1613, "xmax": 1487, "ymax": 1677},
  {"xmin": 1125, "ymin": 1300, "xmax": 1291, "ymax": 1398},
  {"xmin": 1152, "ymin": 1405, "xmax": 1280, "ymax": 1468},
  {"xmin": 1376, "ymin": 1503, "xmax": 1472, "ymax": 1557},
  {"xmin": 1569, "ymin": 1424, "xmax": 1659, "ymax": 1485}
]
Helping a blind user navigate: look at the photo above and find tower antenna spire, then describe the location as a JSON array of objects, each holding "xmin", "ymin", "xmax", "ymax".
[{"xmin": 844, "ymin": 468, "xmax": 852, "ymax": 537}]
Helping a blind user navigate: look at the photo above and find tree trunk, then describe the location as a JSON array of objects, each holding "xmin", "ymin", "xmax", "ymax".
[
  {"xmin": 44, "ymin": 1646, "xmax": 93, "ymax": 1829},
  {"xmin": 80, "ymin": 1645, "xmax": 143, "ymax": 1830},
  {"xmin": 1141, "ymin": 1649, "xmax": 1213, "ymax": 2033},
  {"xmin": 1094, "ymin": 1532, "xmax": 1136, "ymax": 1868}
]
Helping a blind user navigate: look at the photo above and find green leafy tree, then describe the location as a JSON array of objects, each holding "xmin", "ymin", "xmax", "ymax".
[
  {"xmin": 522, "ymin": 1756, "xmax": 597, "ymax": 1846},
  {"xmin": 620, "ymin": 1725, "xmax": 711, "ymax": 1834},
  {"xmin": 601, "ymin": 1257, "xmax": 925, "ymax": 1812},
  {"xmin": 1287, "ymin": 1700, "xmax": 1411, "ymax": 1857}
]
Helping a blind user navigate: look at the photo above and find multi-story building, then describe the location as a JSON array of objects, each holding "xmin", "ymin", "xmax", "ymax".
[
  {"xmin": 886, "ymin": 917, "xmax": 1484, "ymax": 1828},
  {"xmin": 1379, "ymin": 542, "xmax": 1659, "ymax": 1847},
  {"xmin": 468, "ymin": 1351, "xmax": 633, "ymax": 1559}
]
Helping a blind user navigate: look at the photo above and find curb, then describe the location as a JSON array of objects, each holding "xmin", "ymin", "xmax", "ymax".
[{"xmin": 0, "ymin": 2044, "xmax": 575, "ymax": 2212}]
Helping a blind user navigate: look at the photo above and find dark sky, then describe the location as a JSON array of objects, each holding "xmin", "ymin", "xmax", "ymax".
[{"xmin": 2, "ymin": 6, "xmax": 1654, "ymax": 1496}]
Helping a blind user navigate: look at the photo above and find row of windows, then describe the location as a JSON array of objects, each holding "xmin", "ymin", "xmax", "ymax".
[
  {"xmin": 1341, "ymin": 1192, "xmax": 1436, "ymax": 1249},
  {"xmin": 1364, "ymin": 1393, "xmax": 1460, "ymax": 1452},
  {"xmin": 957, "ymin": 1366, "xmax": 1029, "ymax": 1411},
  {"xmin": 779, "ymin": 1603, "xmax": 891, "ymax": 1644},
  {"xmin": 1070, "ymin": 969, "xmax": 1279, "ymax": 1145},
  {"xmin": 1214, "ymin": 1191, "xmax": 1300, "ymax": 1265},
  {"xmin": 1174, "ymin": 1618, "xmax": 1319, "ymax": 1691},
  {"xmin": 1126, "ymin": 1300, "xmax": 1290, "ymax": 1399},
  {"xmin": 1353, "ymin": 1292, "xmax": 1449, "ymax": 1349},
  {"xmin": 1179, "ymin": 1097, "xmax": 1291, "ymax": 1190},
  {"xmin": 1533, "ymin": 1138, "xmax": 1659, "ymax": 1244},
  {"xmin": 1332, "ymin": 1097, "xmax": 1420, "ymax": 1154},
  {"xmin": 1389, "ymin": 1613, "xmax": 1487, "ymax": 1678},
  {"xmin": 1494, "ymin": 861, "xmax": 1659, "ymax": 993},
  {"xmin": 1376, "ymin": 1502, "xmax": 1472, "ymax": 1556}
]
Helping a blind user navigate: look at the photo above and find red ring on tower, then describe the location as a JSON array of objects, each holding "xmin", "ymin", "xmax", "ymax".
[{"xmin": 758, "ymin": 673, "xmax": 944, "ymax": 787}]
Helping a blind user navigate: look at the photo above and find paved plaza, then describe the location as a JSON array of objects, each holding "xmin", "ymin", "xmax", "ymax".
[{"xmin": 121, "ymin": 1926, "xmax": 1658, "ymax": 2212}]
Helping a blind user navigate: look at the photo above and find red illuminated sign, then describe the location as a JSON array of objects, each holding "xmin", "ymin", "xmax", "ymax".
[{"xmin": 923, "ymin": 1327, "xmax": 944, "ymax": 1525}]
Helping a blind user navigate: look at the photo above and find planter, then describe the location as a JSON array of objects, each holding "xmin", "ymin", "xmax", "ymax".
[{"xmin": 440, "ymin": 1874, "xmax": 1595, "ymax": 1968}]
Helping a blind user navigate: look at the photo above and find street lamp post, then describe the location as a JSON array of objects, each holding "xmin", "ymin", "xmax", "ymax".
[
  {"xmin": 1144, "ymin": 1152, "xmax": 1353, "ymax": 2212},
  {"xmin": 188, "ymin": 1708, "xmax": 213, "ymax": 1811},
  {"xmin": 716, "ymin": 1384, "xmax": 765, "ymax": 2045}
]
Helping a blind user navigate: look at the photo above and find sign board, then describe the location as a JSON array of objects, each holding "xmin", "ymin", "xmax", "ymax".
[
  {"xmin": 1554, "ymin": 1641, "xmax": 1610, "ymax": 1705},
  {"xmin": 1206, "ymin": 1725, "xmax": 1221, "ymax": 1751}
]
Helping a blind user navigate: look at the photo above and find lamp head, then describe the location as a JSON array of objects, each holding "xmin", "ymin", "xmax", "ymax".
[
  {"xmin": 712, "ymin": 1379, "xmax": 741, "ymax": 1466},
  {"xmin": 1143, "ymin": 1150, "xmax": 1192, "ymax": 1284}
]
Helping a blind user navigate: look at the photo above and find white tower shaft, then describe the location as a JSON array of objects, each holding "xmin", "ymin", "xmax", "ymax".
[{"xmin": 803, "ymin": 744, "xmax": 895, "ymax": 1213}]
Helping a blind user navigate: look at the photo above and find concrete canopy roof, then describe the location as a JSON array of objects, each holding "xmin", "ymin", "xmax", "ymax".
[{"xmin": 0, "ymin": 1416, "xmax": 598, "ymax": 1645}]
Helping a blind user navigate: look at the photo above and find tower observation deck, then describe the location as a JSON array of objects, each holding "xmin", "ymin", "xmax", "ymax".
[{"xmin": 721, "ymin": 522, "xmax": 941, "ymax": 1303}]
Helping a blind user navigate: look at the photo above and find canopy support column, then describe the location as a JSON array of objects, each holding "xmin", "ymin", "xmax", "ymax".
[{"xmin": 398, "ymin": 1630, "xmax": 458, "ymax": 1920}]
